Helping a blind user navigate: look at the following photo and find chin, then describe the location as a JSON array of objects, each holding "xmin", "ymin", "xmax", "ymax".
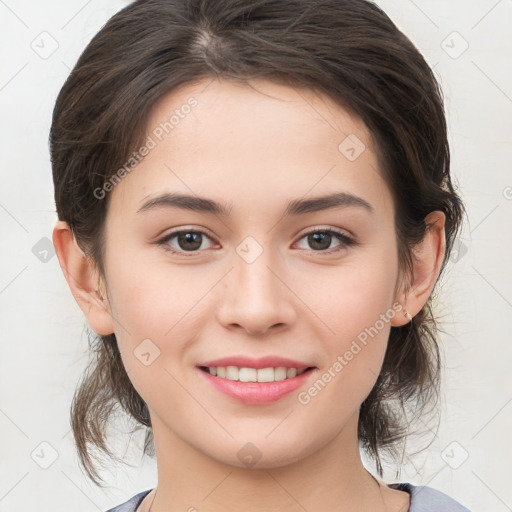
[{"xmin": 206, "ymin": 435, "xmax": 315, "ymax": 471}]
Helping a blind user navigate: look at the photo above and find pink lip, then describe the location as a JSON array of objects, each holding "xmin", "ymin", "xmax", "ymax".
[
  {"xmin": 198, "ymin": 355, "xmax": 313, "ymax": 371},
  {"xmin": 196, "ymin": 365, "xmax": 317, "ymax": 405}
]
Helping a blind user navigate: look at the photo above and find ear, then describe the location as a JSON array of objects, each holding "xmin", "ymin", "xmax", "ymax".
[
  {"xmin": 391, "ymin": 211, "xmax": 446, "ymax": 327},
  {"xmin": 52, "ymin": 220, "xmax": 115, "ymax": 335}
]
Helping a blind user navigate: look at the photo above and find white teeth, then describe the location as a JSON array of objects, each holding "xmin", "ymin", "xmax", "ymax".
[
  {"xmin": 226, "ymin": 366, "xmax": 239, "ymax": 380},
  {"xmin": 239, "ymin": 367, "xmax": 257, "ymax": 382},
  {"xmin": 274, "ymin": 367, "xmax": 287, "ymax": 381},
  {"xmin": 204, "ymin": 366, "xmax": 308, "ymax": 382},
  {"xmin": 286, "ymin": 368, "xmax": 297, "ymax": 378},
  {"xmin": 256, "ymin": 367, "xmax": 274, "ymax": 382}
]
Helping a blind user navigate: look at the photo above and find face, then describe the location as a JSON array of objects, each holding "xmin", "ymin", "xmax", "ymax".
[{"xmin": 100, "ymin": 78, "xmax": 403, "ymax": 469}]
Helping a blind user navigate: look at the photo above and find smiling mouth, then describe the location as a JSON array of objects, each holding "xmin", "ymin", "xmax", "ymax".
[{"xmin": 198, "ymin": 365, "xmax": 316, "ymax": 383}]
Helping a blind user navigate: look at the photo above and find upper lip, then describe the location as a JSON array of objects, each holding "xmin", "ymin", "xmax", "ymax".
[{"xmin": 198, "ymin": 356, "xmax": 315, "ymax": 371}]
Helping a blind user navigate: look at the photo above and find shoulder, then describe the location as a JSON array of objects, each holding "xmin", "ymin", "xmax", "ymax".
[
  {"xmin": 105, "ymin": 490, "xmax": 152, "ymax": 512},
  {"xmin": 107, "ymin": 484, "xmax": 473, "ymax": 512},
  {"xmin": 388, "ymin": 482, "xmax": 472, "ymax": 512}
]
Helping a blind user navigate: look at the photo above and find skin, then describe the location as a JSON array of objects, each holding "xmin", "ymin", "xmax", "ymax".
[{"xmin": 53, "ymin": 78, "xmax": 446, "ymax": 511}]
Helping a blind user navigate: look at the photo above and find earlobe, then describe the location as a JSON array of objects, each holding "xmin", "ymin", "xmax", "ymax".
[
  {"xmin": 391, "ymin": 211, "xmax": 446, "ymax": 327},
  {"xmin": 52, "ymin": 220, "xmax": 115, "ymax": 335}
]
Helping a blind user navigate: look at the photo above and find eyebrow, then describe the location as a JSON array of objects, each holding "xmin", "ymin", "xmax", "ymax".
[{"xmin": 137, "ymin": 191, "xmax": 373, "ymax": 216}]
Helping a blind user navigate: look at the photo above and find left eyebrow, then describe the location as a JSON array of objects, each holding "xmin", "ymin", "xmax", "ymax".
[
  {"xmin": 136, "ymin": 191, "xmax": 374, "ymax": 216},
  {"xmin": 285, "ymin": 191, "xmax": 373, "ymax": 215}
]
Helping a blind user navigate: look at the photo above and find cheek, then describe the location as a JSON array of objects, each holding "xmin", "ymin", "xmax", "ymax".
[
  {"xmin": 317, "ymin": 248, "xmax": 399, "ymax": 338},
  {"xmin": 103, "ymin": 251, "xmax": 222, "ymax": 391},
  {"xmin": 300, "ymin": 281, "xmax": 396, "ymax": 423},
  {"xmin": 103, "ymin": 259, "xmax": 200, "ymax": 407},
  {"xmin": 106, "ymin": 255, "xmax": 202, "ymax": 337},
  {"xmin": 310, "ymin": 246, "xmax": 399, "ymax": 394}
]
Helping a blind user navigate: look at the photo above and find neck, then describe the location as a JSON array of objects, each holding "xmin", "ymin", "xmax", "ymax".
[{"xmin": 144, "ymin": 411, "xmax": 392, "ymax": 512}]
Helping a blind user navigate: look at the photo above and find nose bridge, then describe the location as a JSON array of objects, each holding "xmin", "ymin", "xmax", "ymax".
[
  {"xmin": 217, "ymin": 235, "xmax": 295, "ymax": 334},
  {"xmin": 235, "ymin": 234, "xmax": 284, "ymax": 303}
]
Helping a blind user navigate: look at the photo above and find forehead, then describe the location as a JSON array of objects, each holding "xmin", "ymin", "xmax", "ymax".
[
  {"xmin": 108, "ymin": 77, "xmax": 392, "ymax": 217},
  {"xmin": 147, "ymin": 77, "xmax": 373, "ymax": 155}
]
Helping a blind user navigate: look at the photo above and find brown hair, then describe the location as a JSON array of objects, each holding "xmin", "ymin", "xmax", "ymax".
[{"xmin": 50, "ymin": 0, "xmax": 464, "ymax": 486}]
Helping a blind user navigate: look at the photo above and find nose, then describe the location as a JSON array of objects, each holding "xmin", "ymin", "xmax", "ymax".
[{"xmin": 216, "ymin": 245, "xmax": 297, "ymax": 336}]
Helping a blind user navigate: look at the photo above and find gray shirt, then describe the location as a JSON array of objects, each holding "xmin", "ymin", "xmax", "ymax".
[{"xmin": 105, "ymin": 483, "xmax": 472, "ymax": 511}]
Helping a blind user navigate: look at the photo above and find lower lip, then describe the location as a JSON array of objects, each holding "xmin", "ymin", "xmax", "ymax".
[{"xmin": 197, "ymin": 367, "xmax": 317, "ymax": 404}]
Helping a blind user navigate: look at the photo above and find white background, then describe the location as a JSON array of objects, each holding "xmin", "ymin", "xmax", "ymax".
[{"xmin": 1, "ymin": 1, "xmax": 511, "ymax": 510}]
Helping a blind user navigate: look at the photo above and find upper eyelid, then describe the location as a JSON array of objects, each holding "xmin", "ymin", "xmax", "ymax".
[
  {"xmin": 159, "ymin": 226, "xmax": 355, "ymax": 249},
  {"xmin": 296, "ymin": 226, "xmax": 353, "ymax": 238},
  {"xmin": 161, "ymin": 225, "xmax": 352, "ymax": 239}
]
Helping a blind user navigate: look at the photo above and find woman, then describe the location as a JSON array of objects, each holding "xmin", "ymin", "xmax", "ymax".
[{"xmin": 50, "ymin": 0, "xmax": 471, "ymax": 510}]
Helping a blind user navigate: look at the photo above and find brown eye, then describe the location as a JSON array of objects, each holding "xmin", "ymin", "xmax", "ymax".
[
  {"xmin": 295, "ymin": 228, "xmax": 356, "ymax": 254},
  {"xmin": 158, "ymin": 229, "xmax": 215, "ymax": 255}
]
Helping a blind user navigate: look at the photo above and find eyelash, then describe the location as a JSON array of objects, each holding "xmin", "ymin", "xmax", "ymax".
[{"xmin": 156, "ymin": 227, "xmax": 357, "ymax": 257}]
